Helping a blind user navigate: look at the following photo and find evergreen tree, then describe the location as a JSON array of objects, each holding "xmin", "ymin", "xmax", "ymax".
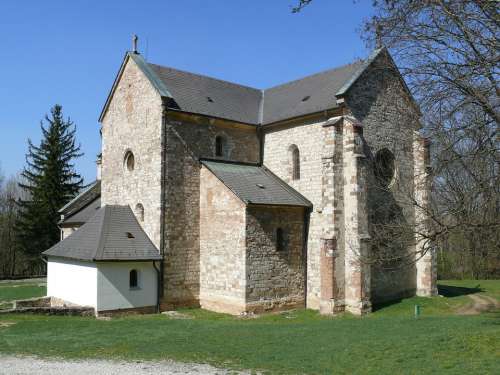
[{"xmin": 17, "ymin": 105, "xmax": 83, "ymax": 268}]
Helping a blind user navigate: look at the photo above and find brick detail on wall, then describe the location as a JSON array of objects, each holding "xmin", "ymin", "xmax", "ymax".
[
  {"xmin": 199, "ymin": 166, "xmax": 247, "ymax": 314},
  {"xmin": 263, "ymin": 118, "xmax": 327, "ymax": 310},
  {"xmin": 101, "ymin": 57, "xmax": 163, "ymax": 249},
  {"xmin": 245, "ymin": 206, "xmax": 306, "ymax": 313},
  {"xmin": 162, "ymin": 115, "xmax": 260, "ymax": 309},
  {"xmin": 414, "ymin": 133, "xmax": 438, "ymax": 296},
  {"xmin": 342, "ymin": 118, "xmax": 372, "ymax": 315}
]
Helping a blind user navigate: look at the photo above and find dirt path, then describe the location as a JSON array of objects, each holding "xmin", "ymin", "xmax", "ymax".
[
  {"xmin": 0, "ymin": 355, "xmax": 252, "ymax": 375},
  {"xmin": 455, "ymin": 294, "xmax": 500, "ymax": 315}
]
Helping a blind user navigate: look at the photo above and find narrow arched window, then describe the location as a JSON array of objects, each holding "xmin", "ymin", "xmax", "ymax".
[
  {"xmin": 129, "ymin": 269, "xmax": 138, "ymax": 289},
  {"xmin": 135, "ymin": 203, "xmax": 144, "ymax": 222},
  {"xmin": 276, "ymin": 227, "xmax": 285, "ymax": 252},
  {"xmin": 289, "ymin": 145, "xmax": 300, "ymax": 180},
  {"xmin": 124, "ymin": 150, "xmax": 135, "ymax": 172},
  {"xmin": 215, "ymin": 136, "xmax": 225, "ymax": 157},
  {"xmin": 374, "ymin": 148, "xmax": 396, "ymax": 187}
]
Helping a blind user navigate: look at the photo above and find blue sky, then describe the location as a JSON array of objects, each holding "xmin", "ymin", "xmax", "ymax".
[{"xmin": 0, "ymin": 0, "xmax": 374, "ymax": 183}]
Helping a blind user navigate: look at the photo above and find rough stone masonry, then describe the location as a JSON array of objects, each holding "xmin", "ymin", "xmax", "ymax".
[{"xmin": 94, "ymin": 47, "xmax": 437, "ymax": 315}]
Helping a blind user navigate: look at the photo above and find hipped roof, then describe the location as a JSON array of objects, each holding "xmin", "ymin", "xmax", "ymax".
[{"xmin": 44, "ymin": 205, "xmax": 161, "ymax": 262}]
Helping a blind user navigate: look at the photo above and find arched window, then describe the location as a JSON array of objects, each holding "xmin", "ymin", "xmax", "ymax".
[
  {"xmin": 276, "ymin": 227, "xmax": 285, "ymax": 252},
  {"xmin": 129, "ymin": 269, "xmax": 138, "ymax": 289},
  {"xmin": 135, "ymin": 203, "xmax": 144, "ymax": 222},
  {"xmin": 374, "ymin": 148, "xmax": 396, "ymax": 187},
  {"xmin": 215, "ymin": 136, "xmax": 226, "ymax": 157},
  {"xmin": 288, "ymin": 145, "xmax": 300, "ymax": 181},
  {"xmin": 124, "ymin": 150, "xmax": 135, "ymax": 172}
]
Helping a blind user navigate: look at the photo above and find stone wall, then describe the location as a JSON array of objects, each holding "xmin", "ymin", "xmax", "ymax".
[
  {"xmin": 345, "ymin": 50, "xmax": 421, "ymax": 302},
  {"xmin": 162, "ymin": 113, "xmax": 260, "ymax": 308},
  {"xmin": 100, "ymin": 57, "xmax": 163, "ymax": 249},
  {"xmin": 263, "ymin": 118, "xmax": 327, "ymax": 309},
  {"xmin": 245, "ymin": 206, "xmax": 306, "ymax": 313},
  {"xmin": 199, "ymin": 166, "xmax": 247, "ymax": 314}
]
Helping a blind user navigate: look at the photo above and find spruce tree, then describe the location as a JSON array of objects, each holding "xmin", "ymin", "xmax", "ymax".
[{"xmin": 17, "ymin": 105, "xmax": 83, "ymax": 268}]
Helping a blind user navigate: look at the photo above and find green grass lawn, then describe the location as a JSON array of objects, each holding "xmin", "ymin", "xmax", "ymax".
[
  {"xmin": 0, "ymin": 280, "xmax": 499, "ymax": 375},
  {"xmin": 0, "ymin": 280, "xmax": 46, "ymax": 309}
]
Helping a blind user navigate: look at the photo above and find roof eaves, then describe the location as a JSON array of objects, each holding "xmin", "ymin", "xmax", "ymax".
[
  {"xmin": 335, "ymin": 47, "xmax": 385, "ymax": 98},
  {"xmin": 165, "ymin": 108, "xmax": 259, "ymax": 127},
  {"xmin": 58, "ymin": 180, "xmax": 99, "ymax": 214},
  {"xmin": 261, "ymin": 166, "xmax": 313, "ymax": 208}
]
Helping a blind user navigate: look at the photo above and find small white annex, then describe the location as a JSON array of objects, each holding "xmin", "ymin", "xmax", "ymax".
[{"xmin": 43, "ymin": 205, "xmax": 161, "ymax": 315}]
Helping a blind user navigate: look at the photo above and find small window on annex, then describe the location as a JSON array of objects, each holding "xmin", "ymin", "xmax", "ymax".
[
  {"xmin": 129, "ymin": 269, "xmax": 138, "ymax": 289},
  {"xmin": 276, "ymin": 227, "xmax": 286, "ymax": 252},
  {"xmin": 124, "ymin": 150, "xmax": 135, "ymax": 172},
  {"xmin": 288, "ymin": 145, "xmax": 300, "ymax": 181}
]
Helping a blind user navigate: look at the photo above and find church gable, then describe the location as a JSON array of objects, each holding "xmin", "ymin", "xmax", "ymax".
[{"xmin": 99, "ymin": 52, "xmax": 168, "ymax": 123}]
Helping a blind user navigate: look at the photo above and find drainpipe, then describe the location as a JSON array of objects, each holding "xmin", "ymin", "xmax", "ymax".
[
  {"xmin": 153, "ymin": 261, "xmax": 161, "ymax": 313},
  {"xmin": 258, "ymin": 125, "xmax": 264, "ymax": 166},
  {"xmin": 303, "ymin": 206, "xmax": 312, "ymax": 308}
]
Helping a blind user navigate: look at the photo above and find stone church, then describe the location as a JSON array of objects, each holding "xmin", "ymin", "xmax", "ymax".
[{"xmin": 43, "ymin": 46, "xmax": 437, "ymax": 316}]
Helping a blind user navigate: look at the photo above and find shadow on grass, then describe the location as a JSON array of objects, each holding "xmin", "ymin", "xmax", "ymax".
[
  {"xmin": 372, "ymin": 284, "xmax": 485, "ymax": 312},
  {"xmin": 438, "ymin": 284, "xmax": 484, "ymax": 298},
  {"xmin": 371, "ymin": 298, "xmax": 410, "ymax": 312}
]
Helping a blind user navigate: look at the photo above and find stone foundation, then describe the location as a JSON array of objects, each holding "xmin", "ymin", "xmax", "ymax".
[
  {"xmin": 0, "ymin": 297, "xmax": 94, "ymax": 316},
  {"xmin": 98, "ymin": 305, "xmax": 157, "ymax": 317}
]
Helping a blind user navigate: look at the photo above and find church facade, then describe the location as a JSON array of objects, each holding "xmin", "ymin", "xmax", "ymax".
[{"xmin": 44, "ymin": 47, "xmax": 437, "ymax": 316}]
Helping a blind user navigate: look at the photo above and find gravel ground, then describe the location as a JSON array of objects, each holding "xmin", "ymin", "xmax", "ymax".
[{"xmin": 0, "ymin": 355, "xmax": 252, "ymax": 375}]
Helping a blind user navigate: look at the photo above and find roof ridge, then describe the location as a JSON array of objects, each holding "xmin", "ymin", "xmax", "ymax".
[
  {"xmin": 148, "ymin": 59, "xmax": 365, "ymax": 93},
  {"xmin": 263, "ymin": 60, "xmax": 364, "ymax": 92},
  {"xmin": 58, "ymin": 180, "xmax": 99, "ymax": 213}
]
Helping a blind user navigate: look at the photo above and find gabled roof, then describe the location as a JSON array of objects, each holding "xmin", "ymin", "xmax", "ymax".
[
  {"xmin": 61, "ymin": 197, "xmax": 101, "ymax": 226},
  {"xmin": 58, "ymin": 180, "xmax": 101, "ymax": 226},
  {"xmin": 202, "ymin": 160, "xmax": 312, "ymax": 208},
  {"xmin": 59, "ymin": 180, "xmax": 101, "ymax": 216},
  {"xmin": 100, "ymin": 48, "xmax": 393, "ymax": 125},
  {"xmin": 44, "ymin": 205, "xmax": 161, "ymax": 262}
]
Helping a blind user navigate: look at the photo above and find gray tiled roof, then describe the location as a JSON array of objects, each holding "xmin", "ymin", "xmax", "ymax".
[
  {"xmin": 59, "ymin": 180, "xmax": 101, "ymax": 216},
  {"xmin": 61, "ymin": 197, "xmax": 101, "ymax": 226},
  {"xmin": 44, "ymin": 205, "xmax": 161, "ymax": 262},
  {"xmin": 100, "ymin": 49, "xmax": 386, "ymax": 125},
  {"xmin": 147, "ymin": 54, "xmax": 370, "ymax": 125},
  {"xmin": 99, "ymin": 48, "xmax": 388, "ymax": 125},
  {"xmin": 201, "ymin": 160, "xmax": 312, "ymax": 207},
  {"xmin": 262, "ymin": 62, "xmax": 364, "ymax": 124},
  {"xmin": 149, "ymin": 64, "xmax": 262, "ymax": 125}
]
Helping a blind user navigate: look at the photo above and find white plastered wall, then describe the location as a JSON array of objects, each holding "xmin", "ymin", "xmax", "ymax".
[
  {"xmin": 47, "ymin": 257, "xmax": 98, "ymax": 308},
  {"xmin": 96, "ymin": 261, "xmax": 157, "ymax": 312}
]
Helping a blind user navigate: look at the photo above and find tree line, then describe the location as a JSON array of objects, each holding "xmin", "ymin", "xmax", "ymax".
[
  {"xmin": 295, "ymin": 0, "xmax": 499, "ymax": 279},
  {"xmin": 0, "ymin": 105, "xmax": 83, "ymax": 278},
  {"xmin": 1, "ymin": 0, "xmax": 498, "ymax": 279}
]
